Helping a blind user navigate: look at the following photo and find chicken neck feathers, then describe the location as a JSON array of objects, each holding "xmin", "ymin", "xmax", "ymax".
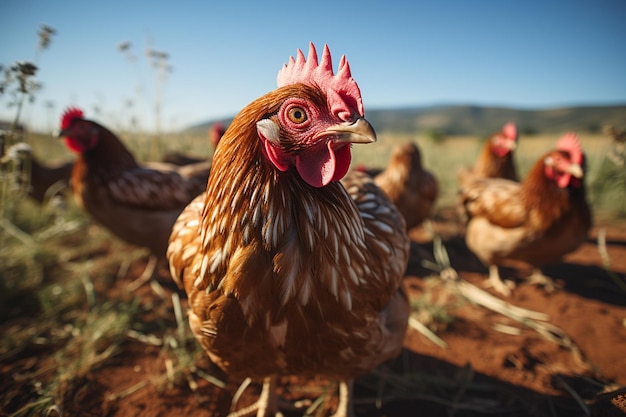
[{"xmin": 168, "ymin": 86, "xmax": 409, "ymax": 380}]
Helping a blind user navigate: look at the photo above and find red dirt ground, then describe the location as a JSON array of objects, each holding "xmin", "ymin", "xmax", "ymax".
[{"xmin": 2, "ymin": 212, "xmax": 626, "ymax": 417}]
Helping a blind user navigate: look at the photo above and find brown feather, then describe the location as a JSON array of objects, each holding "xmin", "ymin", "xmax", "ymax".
[
  {"xmin": 374, "ymin": 142, "xmax": 438, "ymax": 229},
  {"xmin": 458, "ymin": 126, "xmax": 519, "ymax": 188},
  {"xmin": 471, "ymin": 138, "xmax": 518, "ymax": 181},
  {"xmin": 168, "ymin": 84, "xmax": 410, "ymax": 383},
  {"xmin": 64, "ymin": 120, "xmax": 209, "ymax": 257}
]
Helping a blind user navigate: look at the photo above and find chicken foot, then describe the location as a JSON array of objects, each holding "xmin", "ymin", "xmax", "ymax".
[
  {"xmin": 483, "ymin": 264, "xmax": 516, "ymax": 297},
  {"xmin": 525, "ymin": 268, "xmax": 559, "ymax": 292}
]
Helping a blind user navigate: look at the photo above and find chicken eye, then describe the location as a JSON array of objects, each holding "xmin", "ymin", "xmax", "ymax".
[{"xmin": 287, "ymin": 106, "xmax": 307, "ymax": 124}]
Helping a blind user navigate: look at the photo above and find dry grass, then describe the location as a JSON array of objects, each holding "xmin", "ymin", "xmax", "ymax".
[{"xmin": 0, "ymin": 200, "xmax": 206, "ymax": 416}]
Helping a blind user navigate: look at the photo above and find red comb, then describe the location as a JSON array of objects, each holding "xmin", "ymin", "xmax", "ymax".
[
  {"xmin": 61, "ymin": 107, "xmax": 84, "ymax": 130},
  {"xmin": 503, "ymin": 122, "xmax": 517, "ymax": 141},
  {"xmin": 276, "ymin": 42, "xmax": 364, "ymax": 119},
  {"xmin": 556, "ymin": 132, "xmax": 583, "ymax": 165}
]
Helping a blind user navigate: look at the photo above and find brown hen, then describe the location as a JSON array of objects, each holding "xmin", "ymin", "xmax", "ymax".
[
  {"xmin": 167, "ymin": 43, "xmax": 410, "ymax": 417},
  {"xmin": 374, "ymin": 141, "xmax": 438, "ymax": 230},
  {"xmin": 58, "ymin": 108, "xmax": 211, "ymax": 283},
  {"xmin": 459, "ymin": 132, "xmax": 592, "ymax": 296},
  {"xmin": 458, "ymin": 122, "xmax": 519, "ymax": 186}
]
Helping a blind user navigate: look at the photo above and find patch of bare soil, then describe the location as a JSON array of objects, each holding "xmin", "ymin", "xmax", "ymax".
[{"xmin": 2, "ymin": 212, "xmax": 625, "ymax": 417}]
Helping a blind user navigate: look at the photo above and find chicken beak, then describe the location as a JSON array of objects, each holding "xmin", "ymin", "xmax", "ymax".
[
  {"xmin": 323, "ymin": 117, "xmax": 377, "ymax": 145},
  {"xmin": 505, "ymin": 140, "xmax": 517, "ymax": 151},
  {"xmin": 567, "ymin": 163, "xmax": 584, "ymax": 178}
]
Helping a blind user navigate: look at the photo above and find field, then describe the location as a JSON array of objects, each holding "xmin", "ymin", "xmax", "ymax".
[{"xmin": 1, "ymin": 129, "xmax": 626, "ymax": 417}]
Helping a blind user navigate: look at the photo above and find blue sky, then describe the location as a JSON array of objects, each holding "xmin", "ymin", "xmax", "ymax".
[{"xmin": 1, "ymin": 0, "xmax": 625, "ymax": 133}]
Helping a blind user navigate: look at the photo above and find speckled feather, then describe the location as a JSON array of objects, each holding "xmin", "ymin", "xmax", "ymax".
[
  {"xmin": 60, "ymin": 113, "xmax": 211, "ymax": 257},
  {"xmin": 104, "ymin": 165, "xmax": 209, "ymax": 210},
  {"xmin": 167, "ymin": 84, "xmax": 410, "ymax": 381}
]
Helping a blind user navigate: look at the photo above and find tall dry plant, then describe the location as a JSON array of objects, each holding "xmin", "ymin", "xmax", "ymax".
[
  {"xmin": 1, "ymin": 24, "xmax": 56, "ymax": 220},
  {"xmin": 117, "ymin": 38, "xmax": 172, "ymax": 160}
]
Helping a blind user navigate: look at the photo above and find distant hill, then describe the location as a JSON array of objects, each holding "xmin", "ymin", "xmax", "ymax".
[{"xmin": 187, "ymin": 104, "xmax": 626, "ymax": 137}]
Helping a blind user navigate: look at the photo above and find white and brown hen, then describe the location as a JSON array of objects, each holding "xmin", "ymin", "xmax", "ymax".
[
  {"xmin": 459, "ymin": 132, "xmax": 592, "ymax": 296},
  {"xmin": 167, "ymin": 43, "xmax": 410, "ymax": 417}
]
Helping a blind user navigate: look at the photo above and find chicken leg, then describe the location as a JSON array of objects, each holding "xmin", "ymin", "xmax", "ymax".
[
  {"xmin": 484, "ymin": 264, "xmax": 515, "ymax": 297},
  {"xmin": 227, "ymin": 376, "xmax": 279, "ymax": 417},
  {"xmin": 332, "ymin": 380, "xmax": 356, "ymax": 417}
]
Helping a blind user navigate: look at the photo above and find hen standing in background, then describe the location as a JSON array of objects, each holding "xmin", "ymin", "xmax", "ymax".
[
  {"xmin": 58, "ymin": 108, "xmax": 211, "ymax": 286},
  {"xmin": 459, "ymin": 132, "xmax": 591, "ymax": 296},
  {"xmin": 458, "ymin": 122, "xmax": 519, "ymax": 186},
  {"xmin": 373, "ymin": 142, "xmax": 438, "ymax": 230},
  {"xmin": 4, "ymin": 142, "xmax": 73, "ymax": 204},
  {"xmin": 167, "ymin": 43, "xmax": 410, "ymax": 417},
  {"xmin": 208, "ymin": 121, "xmax": 226, "ymax": 149}
]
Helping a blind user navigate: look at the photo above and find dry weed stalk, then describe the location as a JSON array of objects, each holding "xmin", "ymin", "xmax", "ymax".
[
  {"xmin": 427, "ymin": 233, "xmax": 590, "ymax": 366},
  {"xmin": 597, "ymin": 227, "xmax": 626, "ymax": 294}
]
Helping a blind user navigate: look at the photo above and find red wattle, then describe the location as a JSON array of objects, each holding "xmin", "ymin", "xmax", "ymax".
[
  {"xmin": 296, "ymin": 141, "xmax": 352, "ymax": 188},
  {"xmin": 64, "ymin": 137, "xmax": 84, "ymax": 153},
  {"xmin": 331, "ymin": 143, "xmax": 352, "ymax": 182}
]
